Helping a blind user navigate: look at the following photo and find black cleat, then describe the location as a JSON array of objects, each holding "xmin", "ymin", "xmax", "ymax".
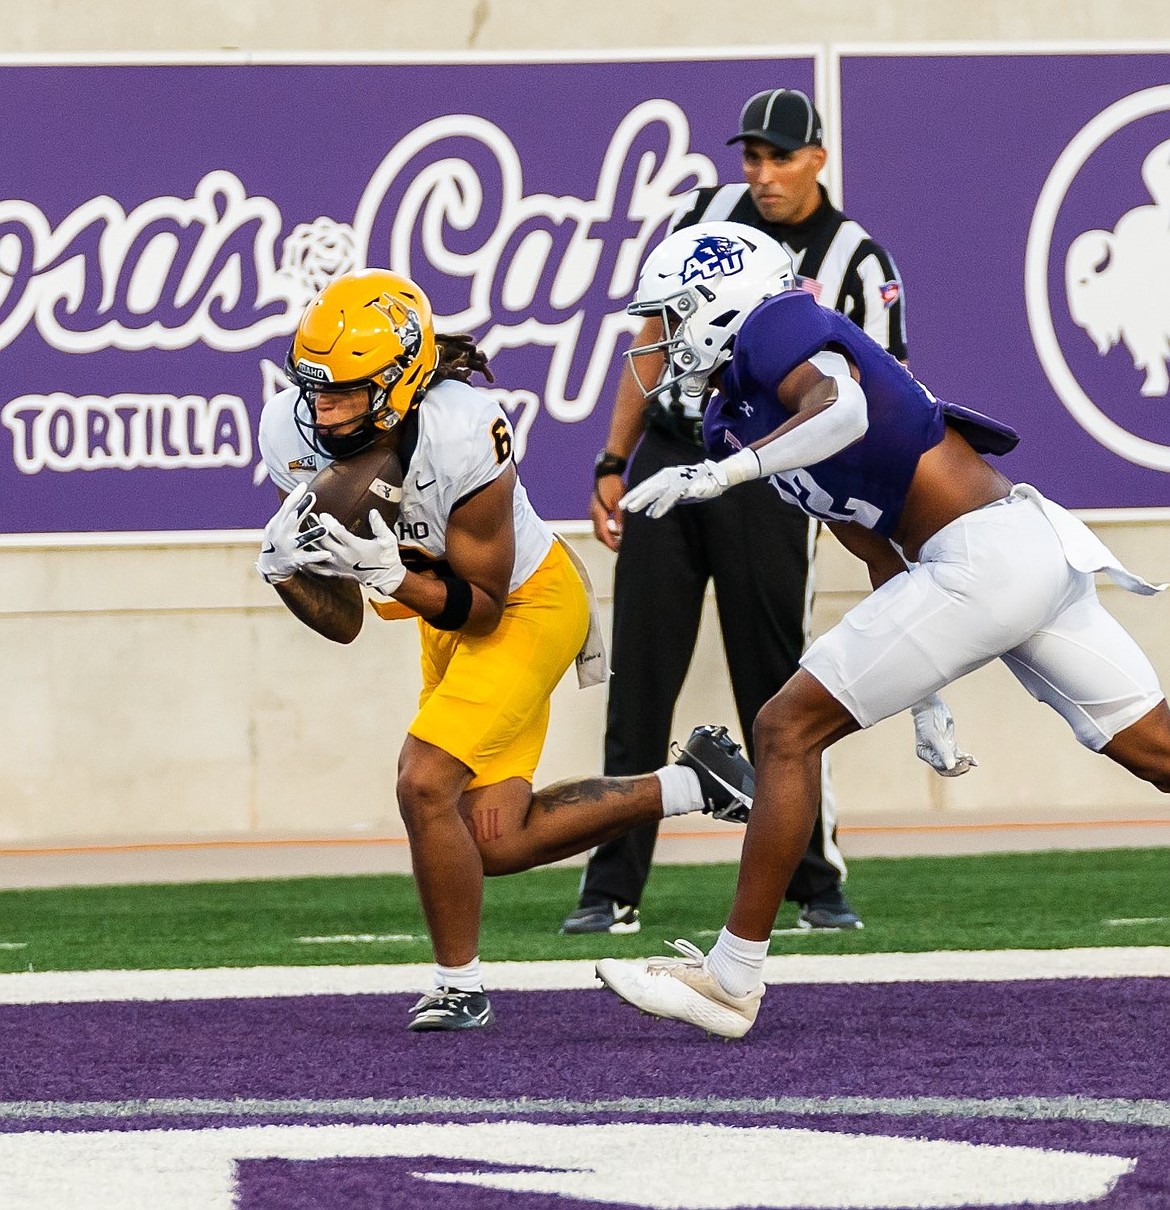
[
  {"xmin": 798, "ymin": 886, "xmax": 864, "ymax": 930},
  {"xmin": 671, "ymin": 725, "xmax": 755, "ymax": 823},
  {"xmin": 560, "ymin": 899, "xmax": 641, "ymax": 935},
  {"xmin": 407, "ymin": 987, "xmax": 495, "ymax": 1032}
]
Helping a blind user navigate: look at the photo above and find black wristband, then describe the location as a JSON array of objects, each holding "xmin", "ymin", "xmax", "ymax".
[
  {"xmin": 428, "ymin": 575, "xmax": 474, "ymax": 631},
  {"xmin": 594, "ymin": 449, "xmax": 628, "ymax": 480}
]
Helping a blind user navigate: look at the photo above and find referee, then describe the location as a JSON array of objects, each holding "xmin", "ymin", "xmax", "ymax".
[{"xmin": 562, "ymin": 88, "xmax": 906, "ymax": 936}]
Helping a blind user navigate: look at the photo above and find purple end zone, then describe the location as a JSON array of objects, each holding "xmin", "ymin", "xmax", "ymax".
[
  {"xmin": 1, "ymin": 979, "xmax": 1164, "ymax": 1103},
  {"xmin": 1, "ymin": 978, "xmax": 1167, "ymax": 1207}
]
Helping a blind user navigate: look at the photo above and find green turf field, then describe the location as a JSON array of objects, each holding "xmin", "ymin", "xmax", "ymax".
[{"xmin": 0, "ymin": 848, "xmax": 1167, "ymax": 973}]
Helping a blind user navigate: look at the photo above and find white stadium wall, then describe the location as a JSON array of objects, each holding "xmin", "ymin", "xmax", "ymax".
[{"xmin": 2, "ymin": 4, "xmax": 1170, "ymax": 852}]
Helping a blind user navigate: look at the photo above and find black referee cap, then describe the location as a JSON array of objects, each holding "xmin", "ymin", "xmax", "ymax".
[{"xmin": 728, "ymin": 89, "xmax": 824, "ymax": 152}]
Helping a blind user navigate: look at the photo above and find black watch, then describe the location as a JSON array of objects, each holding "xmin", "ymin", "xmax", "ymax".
[{"xmin": 594, "ymin": 449, "xmax": 628, "ymax": 480}]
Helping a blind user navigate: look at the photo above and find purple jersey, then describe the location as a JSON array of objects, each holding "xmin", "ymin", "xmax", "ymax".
[{"xmin": 702, "ymin": 291, "xmax": 1017, "ymax": 537}]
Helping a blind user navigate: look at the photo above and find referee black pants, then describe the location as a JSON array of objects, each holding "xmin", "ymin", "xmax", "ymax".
[{"xmin": 578, "ymin": 425, "xmax": 847, "ymax": 910}]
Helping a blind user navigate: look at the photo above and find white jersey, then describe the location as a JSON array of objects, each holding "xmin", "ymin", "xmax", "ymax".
[{"xmin": 259, "ymin": 378, "xmax": 554, "ymax": 592}]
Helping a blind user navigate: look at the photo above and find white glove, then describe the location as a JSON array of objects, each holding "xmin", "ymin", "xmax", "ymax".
[
  {"xmin": 314, "ymin": 510, "xmax": 407, "ymax": 598},
  {"xmin": 911, "ymin": 693, "xmax": 978, "ymax": 777},
  {"xmin": 255, "ymin": 483, "xmax": 330, "ymax": 584},
  {"xmin": 619, "ymin": 459, "xmax": 731, "ymax": 519}
]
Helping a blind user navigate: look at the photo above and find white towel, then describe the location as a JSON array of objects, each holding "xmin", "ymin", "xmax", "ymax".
[
  {"xmin": 1014, "ymin": 484, "xmax": 1166, "ymax": 596},
  {"xmin": 556, "ymin": 535, "xmax": 611, "ymax": 688}
]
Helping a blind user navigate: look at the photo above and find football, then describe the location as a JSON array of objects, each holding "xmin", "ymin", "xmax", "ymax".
[{"xmin": 306, "ymin": 439, "xmax": 404, "ymax": 539}]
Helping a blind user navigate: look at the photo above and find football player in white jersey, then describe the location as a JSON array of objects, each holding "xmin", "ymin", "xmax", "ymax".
[{"xmin": 255, "ymin": 268, "xmax": 756, "ymax": 1032}]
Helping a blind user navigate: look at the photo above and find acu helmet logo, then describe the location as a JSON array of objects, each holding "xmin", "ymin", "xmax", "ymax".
[{"xmin": 680, "ymin": 235, "xmax": 746, "ymax": 284}]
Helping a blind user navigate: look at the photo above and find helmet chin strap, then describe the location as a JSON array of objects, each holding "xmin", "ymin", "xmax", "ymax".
[
  {"xmin": 660, "ymin": 378, "xmax": 711, "ymax": 414},
  {"xmin": 306, "ymin": 381, "xmax": 401, "ymax": 458},
  {"xmin": 666, "ymin": 370, "xmax": 712, "ymax": 404},
  {"xmin": 317, "ymin": 421, "xmax": 383, "ymax": 460},
  {"xmin": 290, "ymin": 388, "xmax": 396, "ymax": 460}
]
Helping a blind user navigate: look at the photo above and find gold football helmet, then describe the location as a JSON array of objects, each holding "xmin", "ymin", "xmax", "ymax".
[{"xmin": 286, "ymin": 268, "xmax": 439, "ymax": 454}]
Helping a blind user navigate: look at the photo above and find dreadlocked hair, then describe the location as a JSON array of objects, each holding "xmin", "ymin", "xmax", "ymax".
[{"xmin": 432, "ymin": 333, "xmax": 495, "ymax": 386}]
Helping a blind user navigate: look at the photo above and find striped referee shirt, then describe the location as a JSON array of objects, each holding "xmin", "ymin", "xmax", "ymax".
[{"xmin": 671, "ymin": 183, "xmax": 907, "ymax": 361}]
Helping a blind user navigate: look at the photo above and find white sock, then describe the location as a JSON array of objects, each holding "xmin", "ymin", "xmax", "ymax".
[
  {"xmin": 656, "ymin": 764, "xmax": 703, "ymax": 817},
  {"xmin": 434, "ymin": 958, "xmax": 483, "ymax": 993},
  {"xmin": 707, "ymin": 927, "xmax": 768, "ymax": 999}
]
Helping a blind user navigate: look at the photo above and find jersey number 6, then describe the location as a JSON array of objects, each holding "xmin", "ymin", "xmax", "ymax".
[{"xmin": 491, "ymin": 418, "xmax": 513, "ymax": 465}]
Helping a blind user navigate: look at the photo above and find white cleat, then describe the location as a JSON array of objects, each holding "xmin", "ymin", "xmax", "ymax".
[{"xmin": 595, "ymin": 939, "xmax": 763, "ymax": 1039}]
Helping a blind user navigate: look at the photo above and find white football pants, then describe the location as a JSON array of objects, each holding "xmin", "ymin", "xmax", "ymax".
[{"xmin": 801, "ymin": 487, "xmax": 1164, "ymax": 749}]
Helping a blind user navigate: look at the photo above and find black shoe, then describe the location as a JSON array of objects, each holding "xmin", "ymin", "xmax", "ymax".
[
  {"xmin": 797, "ymin": 887, "xmax": 863, "ymax": 930},
  {"xmin": 671, "ymin": 725, "xmax": 755, "ymax": 823},
  {"xmin": 407, "ymin": 987, "xmax": 495, "ymax": 1031},
  {"xmin": 560, "ymin": 899, "xmax": 641, "ymax": 935}
]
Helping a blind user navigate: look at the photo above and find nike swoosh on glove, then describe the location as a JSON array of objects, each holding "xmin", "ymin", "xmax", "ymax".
[
  {"xmin": 255, "ymin": 482, "xmax": 330, "ymax": 584},
  {"xmin": 314, "ymin": 510, "xmax": 407, "ymax": 597},
  {"xmin": 619, "ymin": 460, "xmax": 731, "ymax": 519},
  {"xmin": 911, "ymin": 693, "xmax": 978, "ymax": 776}
]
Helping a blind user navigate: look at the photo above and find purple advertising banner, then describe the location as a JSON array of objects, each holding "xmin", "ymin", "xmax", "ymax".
[
  {"xmin": 839, "ymin": 50, "xmax": 1170, "ymax": 510},
  {"xmin": 0, "ymin": 54, "xmax": 815, "ymax": 534}
]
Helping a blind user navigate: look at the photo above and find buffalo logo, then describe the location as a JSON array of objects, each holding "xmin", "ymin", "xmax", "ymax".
[
  {"xmin": 680, "ymin": 236, "xmax": 746, "ymax": 284},
  {"xmin": 1066, "ymin": 138, "xmax": 1170, "ymax": 398},
  {"xmin": 1026, "ymin": 85, "xmax": 1170, "ymax": 471}
]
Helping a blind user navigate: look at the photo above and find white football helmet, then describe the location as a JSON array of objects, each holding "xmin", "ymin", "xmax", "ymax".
[{"xmin": 626, "ymin": 221, "xmax": 795, "ymax": 404}]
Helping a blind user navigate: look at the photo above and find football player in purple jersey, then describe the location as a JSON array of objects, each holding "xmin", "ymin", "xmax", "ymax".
[{"xmin": 596, "ymin": 221, "xmax": 1170, "ymax": 1039}]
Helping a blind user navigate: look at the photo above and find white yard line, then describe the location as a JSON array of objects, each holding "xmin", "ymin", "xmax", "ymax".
[
  {"xmin": 294, "ymin": 934, "xmax": 420, "ymax": 944},
  {"xmin": 1, "ymin": 1093, "xmax": 1167, "ymax": 1128},
  {"xmin": 0, "ymin": 947, "xmax": 1166, "ymax": 1005}
]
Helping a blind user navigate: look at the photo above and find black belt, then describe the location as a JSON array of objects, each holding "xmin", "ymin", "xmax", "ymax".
[{"xmin": 645, "ymin": 402, "xmax": 704, "ymax": 447}]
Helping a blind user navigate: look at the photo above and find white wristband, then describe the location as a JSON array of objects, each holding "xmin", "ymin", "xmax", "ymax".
[{"xmin": 716, "ymin": 447, "xmax": 763, "ymax": 487}]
